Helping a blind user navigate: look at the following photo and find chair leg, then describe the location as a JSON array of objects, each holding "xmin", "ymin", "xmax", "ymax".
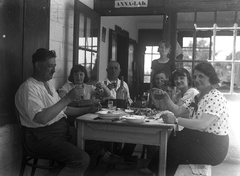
[
  {"xmin": 31, "ymin": 158, "xmax": 38, "ymax": 176},
  {"xmin": 140, "ymin": 145, "xmax": 146, "ymax": 159},
  {"xmin": 19, "ymin": 156, "xmax": 26, "ymax": 176}
]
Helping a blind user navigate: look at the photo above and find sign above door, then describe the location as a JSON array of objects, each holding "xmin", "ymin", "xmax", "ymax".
[{"xmin": 115, "ymin": 0, "xmax": 148, "ymax": 8}]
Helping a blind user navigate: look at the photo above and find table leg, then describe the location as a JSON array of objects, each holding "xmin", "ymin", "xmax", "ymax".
[
  {"xmin": 77, "ymin": 122, "xmax": 85, "ymax": 150},
  {"xmin": 158, "ymin": 130, "xmax": 168, "ymax": 176}
]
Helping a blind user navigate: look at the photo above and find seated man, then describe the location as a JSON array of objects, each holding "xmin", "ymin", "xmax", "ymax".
[
  {"xmin": 100, "ymin": 61, "xmax": 134, "ymax": 156},
  {"xmin": 101, "ymin": 60, "xmax": 133, "ymax": 106},
  {"xmin": 15, "ymin": 48, "xmax": 91, "ymax": 176}
]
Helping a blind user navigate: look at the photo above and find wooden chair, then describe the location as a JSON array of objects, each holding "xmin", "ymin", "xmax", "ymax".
[{"xmin": 15, "ymin": 109, "xmax": 56, "ymax": 176}]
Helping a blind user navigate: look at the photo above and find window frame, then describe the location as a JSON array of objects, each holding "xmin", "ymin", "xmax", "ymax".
[
  {"xmin": 73, "ymin": 0, "xmax": 100, "ymax": 82},
  {"xmin": 177, "ymin": 11, "xmax": 240, "ymax": 94}
]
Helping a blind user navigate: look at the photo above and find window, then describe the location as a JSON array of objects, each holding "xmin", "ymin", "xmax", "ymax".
[
  {"xmin": 143, "ymin": 46, "xmax": 160, "ymax": 83},
  {"xmin": 177, "ymin": 11, "xmax": 240, "ymax": 94},
  {"xmin": 73, "ymin": 0, "xmax": 100, "ymax": 82}
]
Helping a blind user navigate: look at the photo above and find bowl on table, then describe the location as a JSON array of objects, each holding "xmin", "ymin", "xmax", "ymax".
[{"xmin": 121, "ymin": 115, "xmax": 145, "ymax": 123}]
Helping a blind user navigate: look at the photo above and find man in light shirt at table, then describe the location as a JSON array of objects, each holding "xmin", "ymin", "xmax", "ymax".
[
  {"xmin": 101, "ymin": 60, "xmax": 132, "ymax": 104},
  {"xmin": 15, "ymin": 48, "xmax": 90, "ymax": 176}
]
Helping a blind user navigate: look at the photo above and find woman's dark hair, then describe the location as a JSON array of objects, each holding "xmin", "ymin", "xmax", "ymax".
[
  {"xmin": 32, "ymin": 48, "xmax": 56, "ymax": 66},
  {"xmin": 68, "ymin": 64, "xmax": 89, "ymax": 83},
  {"xmin": 193, "ymin": 62, "xmax": 220, "ymax": 85},
  {"xmin": 170, "ymin": 68, "xmax": 193, "ymax": 87}
]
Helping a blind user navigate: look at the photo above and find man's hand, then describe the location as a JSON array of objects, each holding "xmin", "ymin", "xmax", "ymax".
[{"xmin": 66, "ymin": 87, "xmax": 82, "ymax": 102}]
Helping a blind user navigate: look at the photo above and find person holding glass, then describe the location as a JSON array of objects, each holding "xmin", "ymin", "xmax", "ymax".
[
  {"xmin": 58, "ymin": 64, "xmax": 123, "ymax": 168},
  {"xmin": 141, "ymin": 62, "xmax": 229, "ymax": 176},
  {"xmin": 58, "ymin": 64, "xmax": 110, "ymax": 100},
  {"xmin": 148, "ymin": 70, "xmax": 173, "ymax": 111},
  {"xmin": 15, "ymin": 48, "xmax": 90, "ymax": 176},
  {"xmin": 100, "ymin": 61, "xmax": 133, "ymax": 105}
]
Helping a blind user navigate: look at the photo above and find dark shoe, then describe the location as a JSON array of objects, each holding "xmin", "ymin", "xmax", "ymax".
[{"xmin": 101, "ymin": 151, "xmax": 124, "ymax": 165}]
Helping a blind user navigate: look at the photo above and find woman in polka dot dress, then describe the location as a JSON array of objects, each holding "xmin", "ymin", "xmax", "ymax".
[{"xmin": 145, "ymin": 62, "xmax": 229, "ymax": 176}]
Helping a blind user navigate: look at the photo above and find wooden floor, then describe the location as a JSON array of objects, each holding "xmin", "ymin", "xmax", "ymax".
[
  {"xmin": 85, "ymin": 157, "xmax": 240, "ymax": 176},
  {"xmin": 37, "ymin": 150, "xmax": 240, "ymax": 176}
]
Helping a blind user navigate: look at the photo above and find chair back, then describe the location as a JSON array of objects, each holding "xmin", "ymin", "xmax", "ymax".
[{"xmin": 15, "ymin": 107, "xmax": 31, "ymax": 155}]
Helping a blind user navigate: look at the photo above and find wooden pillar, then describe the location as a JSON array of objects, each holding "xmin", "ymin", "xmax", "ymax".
[{"xmin": 162, "ymin": 0, "xmax": 178, "ymax": 60}]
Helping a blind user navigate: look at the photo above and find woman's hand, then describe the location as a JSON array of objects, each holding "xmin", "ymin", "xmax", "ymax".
[
  {"xmin": 151, "ymin": 88, "xmax": 170, "ymax": 101},
  {"xmin": 161, "ymin": 112, "xmax": 176, "ymax": 124}
]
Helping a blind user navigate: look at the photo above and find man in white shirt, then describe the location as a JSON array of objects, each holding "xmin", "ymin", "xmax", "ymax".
[
  {"xmin": 102, "ymin": 61, "xmax": 132, "ymax": 104},
  {"xmin": 15, "ymin": 48, "xmax": 90, "ymax": 176}
]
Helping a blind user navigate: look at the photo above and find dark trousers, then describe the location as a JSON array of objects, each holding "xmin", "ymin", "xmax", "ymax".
[
  {"xmin": 24, "ymin": 118, "xmax": 89, "ymax": 170},
  {"xmin": 148, "ymin": 129, "xmax": 229, "ymax": 176}
]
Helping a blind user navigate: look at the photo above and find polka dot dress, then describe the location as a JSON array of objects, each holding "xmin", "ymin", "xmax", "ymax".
[{"xmin": 185, "ymin": 89, "xmax": 229, "ymax": 135}]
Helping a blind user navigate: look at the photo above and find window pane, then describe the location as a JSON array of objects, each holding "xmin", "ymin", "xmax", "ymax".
[
  {"xmin": 214, "ymin": 34, "xmax": 234, "ymax": 61},
  {"xmin": 236, "ymin": 35, "xmax": 240, "ymax": 60},
  {"xmin": 195, "ymin": 37, "xmax": 210, "ymax": 60},
  {"xmin": 86, "ymin": 51, "xmax": 92, "ymax": 64},
  {"xmin": 144, "ymin": 76, "xmax": 151, "ymax": 83},
  {"xmin": 144, "ymin": 45, "xmax": 160, "ymax": 83},
  {"xmin": 196, "ymin": 12, "xmax": 214, "ymax": 27},
  {"xmin": 93, "ymin": 37, "xmax": 98, "ymax": 51},
  {"xmin": 144, "ymin": 54, "xmax": 152, "ymax": 75},
  {"xmin": 145, "ymin": 46, "xmax": 152, "ymax": 53},
  {"xmin": 214, "ymin": 62, "xmax": 231, "ymax": 93},
  {"xmin": 86, "ymin": 37, "xmax": 92, "ymax": 50},
  {"xmin": 196, "ymin": 49, "xmax": 209, "ymax": 61},
  {"xmin": 152, "ymin": 46, "xmax": 159, "ymax": 53},
  {"xmin": 196, "ymin": 37, "xmax": 210, "ymax": 47},
  {"xmin": 183, "ymin": 37, "xmax": 193, "ymax": 47},
  {"xmin": 182, "ymin": 49, "xmax": 193, "ymax": 60},
  {"xmin": 78, "ymin": 50, "xmax": 85, "ymax": 64}
]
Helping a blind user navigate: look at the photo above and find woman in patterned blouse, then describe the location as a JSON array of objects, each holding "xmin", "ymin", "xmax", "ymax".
[{"xmin": 145, "ymin": 62, "xmax": 229, "ymax": 176}]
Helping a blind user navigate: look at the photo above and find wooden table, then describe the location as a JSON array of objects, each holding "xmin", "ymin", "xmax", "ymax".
[{"xmin": 76, "ymin": 113, "xmax": 174, "ymax": 176}]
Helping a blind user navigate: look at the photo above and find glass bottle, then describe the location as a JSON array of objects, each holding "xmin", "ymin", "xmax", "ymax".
[{"xmin": 116, "ymin": 76, "xmax": 127, "ymax": 100}]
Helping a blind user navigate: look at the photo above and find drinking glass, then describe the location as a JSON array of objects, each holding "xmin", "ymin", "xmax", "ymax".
[
  {"xmin": 108, "ymin": 100, "xmax": 113, "ymax": 109},
  {"xmin": 142, "ymin": 92, "xmax": 149, "ymax": 101},
  {"xmin": 153, "ymin": 88, "xmax": 164, "ymax": 100},
  {"xmin": 75, "ymin": 84, "xmax": 84, "ymax": 100}
]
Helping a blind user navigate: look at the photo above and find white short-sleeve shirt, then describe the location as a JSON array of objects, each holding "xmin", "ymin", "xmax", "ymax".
[{"xmin": 15, "ymin": 77, "xmax": 66, "ymax": 128}]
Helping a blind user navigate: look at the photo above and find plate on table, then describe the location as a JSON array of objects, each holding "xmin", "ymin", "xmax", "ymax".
[
  {"xmin": 97, "ymin": 109, "xmax": 127, "ymax": 120},
  {"xmin": 121, "ymin": 115, "xmax": 145, "ymax": 123}
]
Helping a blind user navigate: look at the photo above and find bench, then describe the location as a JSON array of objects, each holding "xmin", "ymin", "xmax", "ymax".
[{"xmin": 175, "ymin": 164, "xmax": 212, "ymax": 176}]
